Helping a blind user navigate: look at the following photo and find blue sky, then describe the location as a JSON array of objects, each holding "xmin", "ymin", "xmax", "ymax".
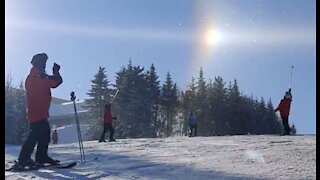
[{"xmin": 5, "ymin": 0, "xmax": 316, "ymax": 134}]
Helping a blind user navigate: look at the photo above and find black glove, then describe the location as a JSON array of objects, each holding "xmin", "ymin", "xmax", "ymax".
[
  {"xmin": 288, "ymin": 88, "xmax": 291, "ymax": 93},
  {"xmin": 53, "ymin": 63, "xmax": 60, "ymax": 75},
  {"xmin": 113, "ymin": 116, "xmax": 117, "ymax": 120}
]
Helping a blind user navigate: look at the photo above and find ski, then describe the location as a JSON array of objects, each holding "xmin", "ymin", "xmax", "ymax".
[{"xmin": 5, "ymin": 162, "xmax": 77, "ymax": 172}]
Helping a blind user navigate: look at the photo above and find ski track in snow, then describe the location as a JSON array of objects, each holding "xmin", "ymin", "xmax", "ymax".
[{"xmin": 5, "ymin": 135, "xmax": 316, "ymax": 179}]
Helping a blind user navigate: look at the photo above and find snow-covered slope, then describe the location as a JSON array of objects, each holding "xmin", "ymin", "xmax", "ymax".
[{"xmin": 5, "ymin": 135, "xmax": 316, "ymax": 179}]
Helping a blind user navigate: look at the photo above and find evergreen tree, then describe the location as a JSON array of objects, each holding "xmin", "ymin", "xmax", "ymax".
[
  {"xmin": 194, "ymin": 68, "xmax": 210, "ymax": 136},
  {"xmin": 160, "ymin": 72, "xmax": 179, "ymax": 137},
  {"xmin": 210, "ymin": 76, "xmax": 229, "ymax": 135},
  {"xmin": 115, "ymin": 61, "xmax": 155, "ymax": 138},
  {"xmin": 13, "ymin": 81, "xmax": 29, "ymax": 144},
  {"xmin": 227, "ymin": 79, "xmax": 242, "ymax": 135},
  {"xmin": 5, "ymin": 76, "xmax": 16, "ymax": 144},
  {"xmin": 145, "ymin": 64, "xmax": 160, "ymax": 137},
  {"xmin": 206, "ymin": 79, "xmax": 216, "ymax": 135},
  {"xmin": 251, "ymin": 98, "xmax": 261, "ymax": 134},
  {"xmin": 181, "ymin": 77, "xmax": 197, "ymax": 135},
  {"xmin": 85, "ymin": 67, "xmax": 111, "ymax": 140},
  {"xmin": 266, "ymin": 98, "xmax": 282, "ymax": 134},
  {"xmin": 5, "ymin": 77, "xmax": 28, "ymax": 144}
]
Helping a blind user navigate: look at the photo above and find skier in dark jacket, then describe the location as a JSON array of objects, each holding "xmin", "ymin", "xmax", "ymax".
[
  {"xmin": 275, "ymin": 89, "xmax": 292, "ymax": 135},
  {"xmin": 17, "ymin": 53, "xmax": 62, "ymax": 168},
  {"xmin": 52, "ymin": 129, "xmax": 58, "ymax": 144},
  {"xmin": 291, "ymin": 124, "xmax": 296, "ymax": 135},
  {"xmin": 99, "ymin": 103, "xmax": 117, "ymax": 142},
  {"xmin": 187, "ymin": 111, "xmax": 197, "ymax": 137}
]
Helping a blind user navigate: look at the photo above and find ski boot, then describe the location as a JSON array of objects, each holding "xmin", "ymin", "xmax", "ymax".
[
  {"xmin": 12, "ymin": 159, "xmax": 38, "ymax": 171},
  {"xmin": 35, "ymin": 156, "xmax": 60, "ymax": 166}
]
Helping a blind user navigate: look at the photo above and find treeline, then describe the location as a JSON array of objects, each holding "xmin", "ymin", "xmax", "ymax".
[
  {"xmin": 5, "ymin": 76, "xmax": 29, "ymax": 144},
  {"xmin": 85, "ymin": 61, "xmax": 283, "ymax": 139},
  {"xmin": 4, "ymin": 60, "xmax": 283, "ymax": 144}
]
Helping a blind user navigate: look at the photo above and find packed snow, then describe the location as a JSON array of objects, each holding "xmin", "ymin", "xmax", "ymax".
[{"xmin": 5, "ymin": 135, "xmax": 316, "ymax": 179}]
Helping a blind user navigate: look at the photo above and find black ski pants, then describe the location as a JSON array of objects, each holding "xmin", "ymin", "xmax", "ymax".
[
  {"xmin": 18, "ymin": 119, "xmax": 51, "ymax": 162},
  {"xmin": 189, "ymin": 124, "xmax": 197, "ymax": 137},
  {"xmin": 99, "ymin": 123, "xmax": 114, "ymax": 141},
  {"xmin": 281, "ymin": 116, "xmax": 291, "ymax": 135}
]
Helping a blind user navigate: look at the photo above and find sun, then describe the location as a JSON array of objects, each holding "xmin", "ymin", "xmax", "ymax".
[{"xmin": 204, "ymin": 29, "xmax": 222, "ymax": 46}]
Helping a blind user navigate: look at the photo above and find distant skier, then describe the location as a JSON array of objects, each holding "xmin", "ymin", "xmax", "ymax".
[
  {"xmin": 275, "ymin": 88, "xmax": 292, "ymax": 135},
  {"xmin": 99, "ymin": 103, "xmax": 117, "ymax": 142},
  {"xmin": 291, "ymin": 124, "xmax": 296, "ymax": 135},
  {"xmin": 17, "ymin": 53, "xmax": 62, "ymax": 168},
  {"xmin": 187, "ymin": 111, "xmax": 197, "ymax": 137},
  {"xmin": 52, "ymin": 129, "xmax": 58, "ymax": 144}
]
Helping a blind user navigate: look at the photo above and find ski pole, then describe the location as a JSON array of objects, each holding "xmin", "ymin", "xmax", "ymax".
[
  {"xmin": 70, "ymin": 92, "xmax": 86, "ymax": 163},
  {"xmin": 73, "ymin": 92, "xmax": 85, "ymax": 163},
  {"xmin": 111, "ymin": 89, "xmax": 119, "ymax": 104},
  {"xmin": 110, "ymin": 89, "xmax": 119, "ymax": 132},
  {"xmin": 289, "ymin": 65, "xmax": 294, "ymax": 89}
]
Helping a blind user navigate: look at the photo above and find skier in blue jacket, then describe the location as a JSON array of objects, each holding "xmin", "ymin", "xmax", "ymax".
[{"xmin": 187, "ymin": 111, "xmax": 197, "ymax": 137}]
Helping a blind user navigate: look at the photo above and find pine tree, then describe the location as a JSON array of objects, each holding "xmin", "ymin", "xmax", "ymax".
[
  {"xmin": 85, "ymin": 67, "xmax": 111, "ymax": 140},
  {"xmin": 5, "ymin": 77, "xmax": 28, "ymax": 144},
  {"xmin": 181, "ymin": 77, "xmax": 197, "ymax": 136},
  {"xmin": 266, "ymin": 98, "xmax": 282, "ymax": 134},
  {"xmin": 211, "ymin": 76, "xmax": 229, "ymax": 135},
  {"xmin": 115, "ymin": 60, "xmax": 155, "ymax": 138},
  {"xmin": 206, "ymin": 79, "xmax": 216, "ymax": 135},
  {"xmin": 160, "ymin": 72, "xmax": 179, "ymax": 137},
  {"xmin": 227, "ymin": 79, "xmax": 242, "ymax": 135},
  {"xmin": 145, "ymin": 64, "xmax": 160, "ymax": 137},
  {"xmin": 5, "ymin": 75, "xmax": 16, "ymax": 144},
  {"xmin": 13, "ymin": 81, "xmax": 29, "ymax": 144},
  {"xmin": 257, "ymin": 97, "xmax": 268, "ymax": 134},
  {"xmin": 194, "ymin": 68, "xmax": 210, "ymax": 136},
  {"xmin": 252, "ymin": 98, "xmax": 261, "ymax": 134}
]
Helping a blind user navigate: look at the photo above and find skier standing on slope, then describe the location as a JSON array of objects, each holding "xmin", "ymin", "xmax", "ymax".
[
  {"xmin": 275, "ymin": 88, "xmax": 292, "ymax": 135},
  {"xmin": 52, "ymin": 129, "xmax": 58, "ymax": 144},
  {"xmin": 187, "ymin": 111, "xmax": 198, "ymax": 137},
  {"xmin": 291, "ymin": 123, "xmax": 296, "ymax": 135},
  {"xmin": 17, "ymin": 53, "xmax": 62, "ymax": 168},
  {"xmin": 99, "ymin": 103, "xmax": 117, "ymax": 142}
]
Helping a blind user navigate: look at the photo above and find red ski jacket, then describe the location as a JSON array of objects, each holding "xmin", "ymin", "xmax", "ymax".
[
  {"xmin": 275, "ymin": 98, "xmax": 292, "ymax": 117},
  {"xmin": 25, "ymin": 67, "xmax": 62, "ymax": 123},
  {"xmin": 103, "ymin": 109, "xmax": 114, "ymax": 124}
]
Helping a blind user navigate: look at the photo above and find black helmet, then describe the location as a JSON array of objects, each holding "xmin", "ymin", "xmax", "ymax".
[
  {"xmin": 105, "ymin": 103, "xmax": 111, "ymax": 109},
  {"xmin": 31, "ymin": 53, "xmax": 48, "ymax": 70}
]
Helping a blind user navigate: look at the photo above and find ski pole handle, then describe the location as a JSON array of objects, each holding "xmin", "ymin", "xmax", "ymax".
[{"xmin": 70, "ymin": 92, "xmax": 76, "ymax": 101}]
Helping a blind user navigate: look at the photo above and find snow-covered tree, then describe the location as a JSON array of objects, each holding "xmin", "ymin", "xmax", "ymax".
[
  {"xmin": 85, "ymin": 67, "xmax": 111, "ymax": 140},
  {"xmin": 5, "ymin": 76, "xmax": 28, "ymax": 144}
]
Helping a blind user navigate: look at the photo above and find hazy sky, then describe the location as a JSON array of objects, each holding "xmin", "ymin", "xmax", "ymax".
[{"xmin": 5, "ymin": 0, "xmax": 316, "ymax": 134}]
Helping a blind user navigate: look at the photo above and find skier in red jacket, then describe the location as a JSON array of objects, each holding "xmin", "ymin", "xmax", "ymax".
[
  {"xmin": 99, "ymin": 103, "xmax": 117, "ymax": 142},
  {"xmin": 17, "ymin": 53, "xmax": 62, "ymax": 168},
  {"xmin": 275, "ymin": 88, "xmax": 292, "ymax": 135}
]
